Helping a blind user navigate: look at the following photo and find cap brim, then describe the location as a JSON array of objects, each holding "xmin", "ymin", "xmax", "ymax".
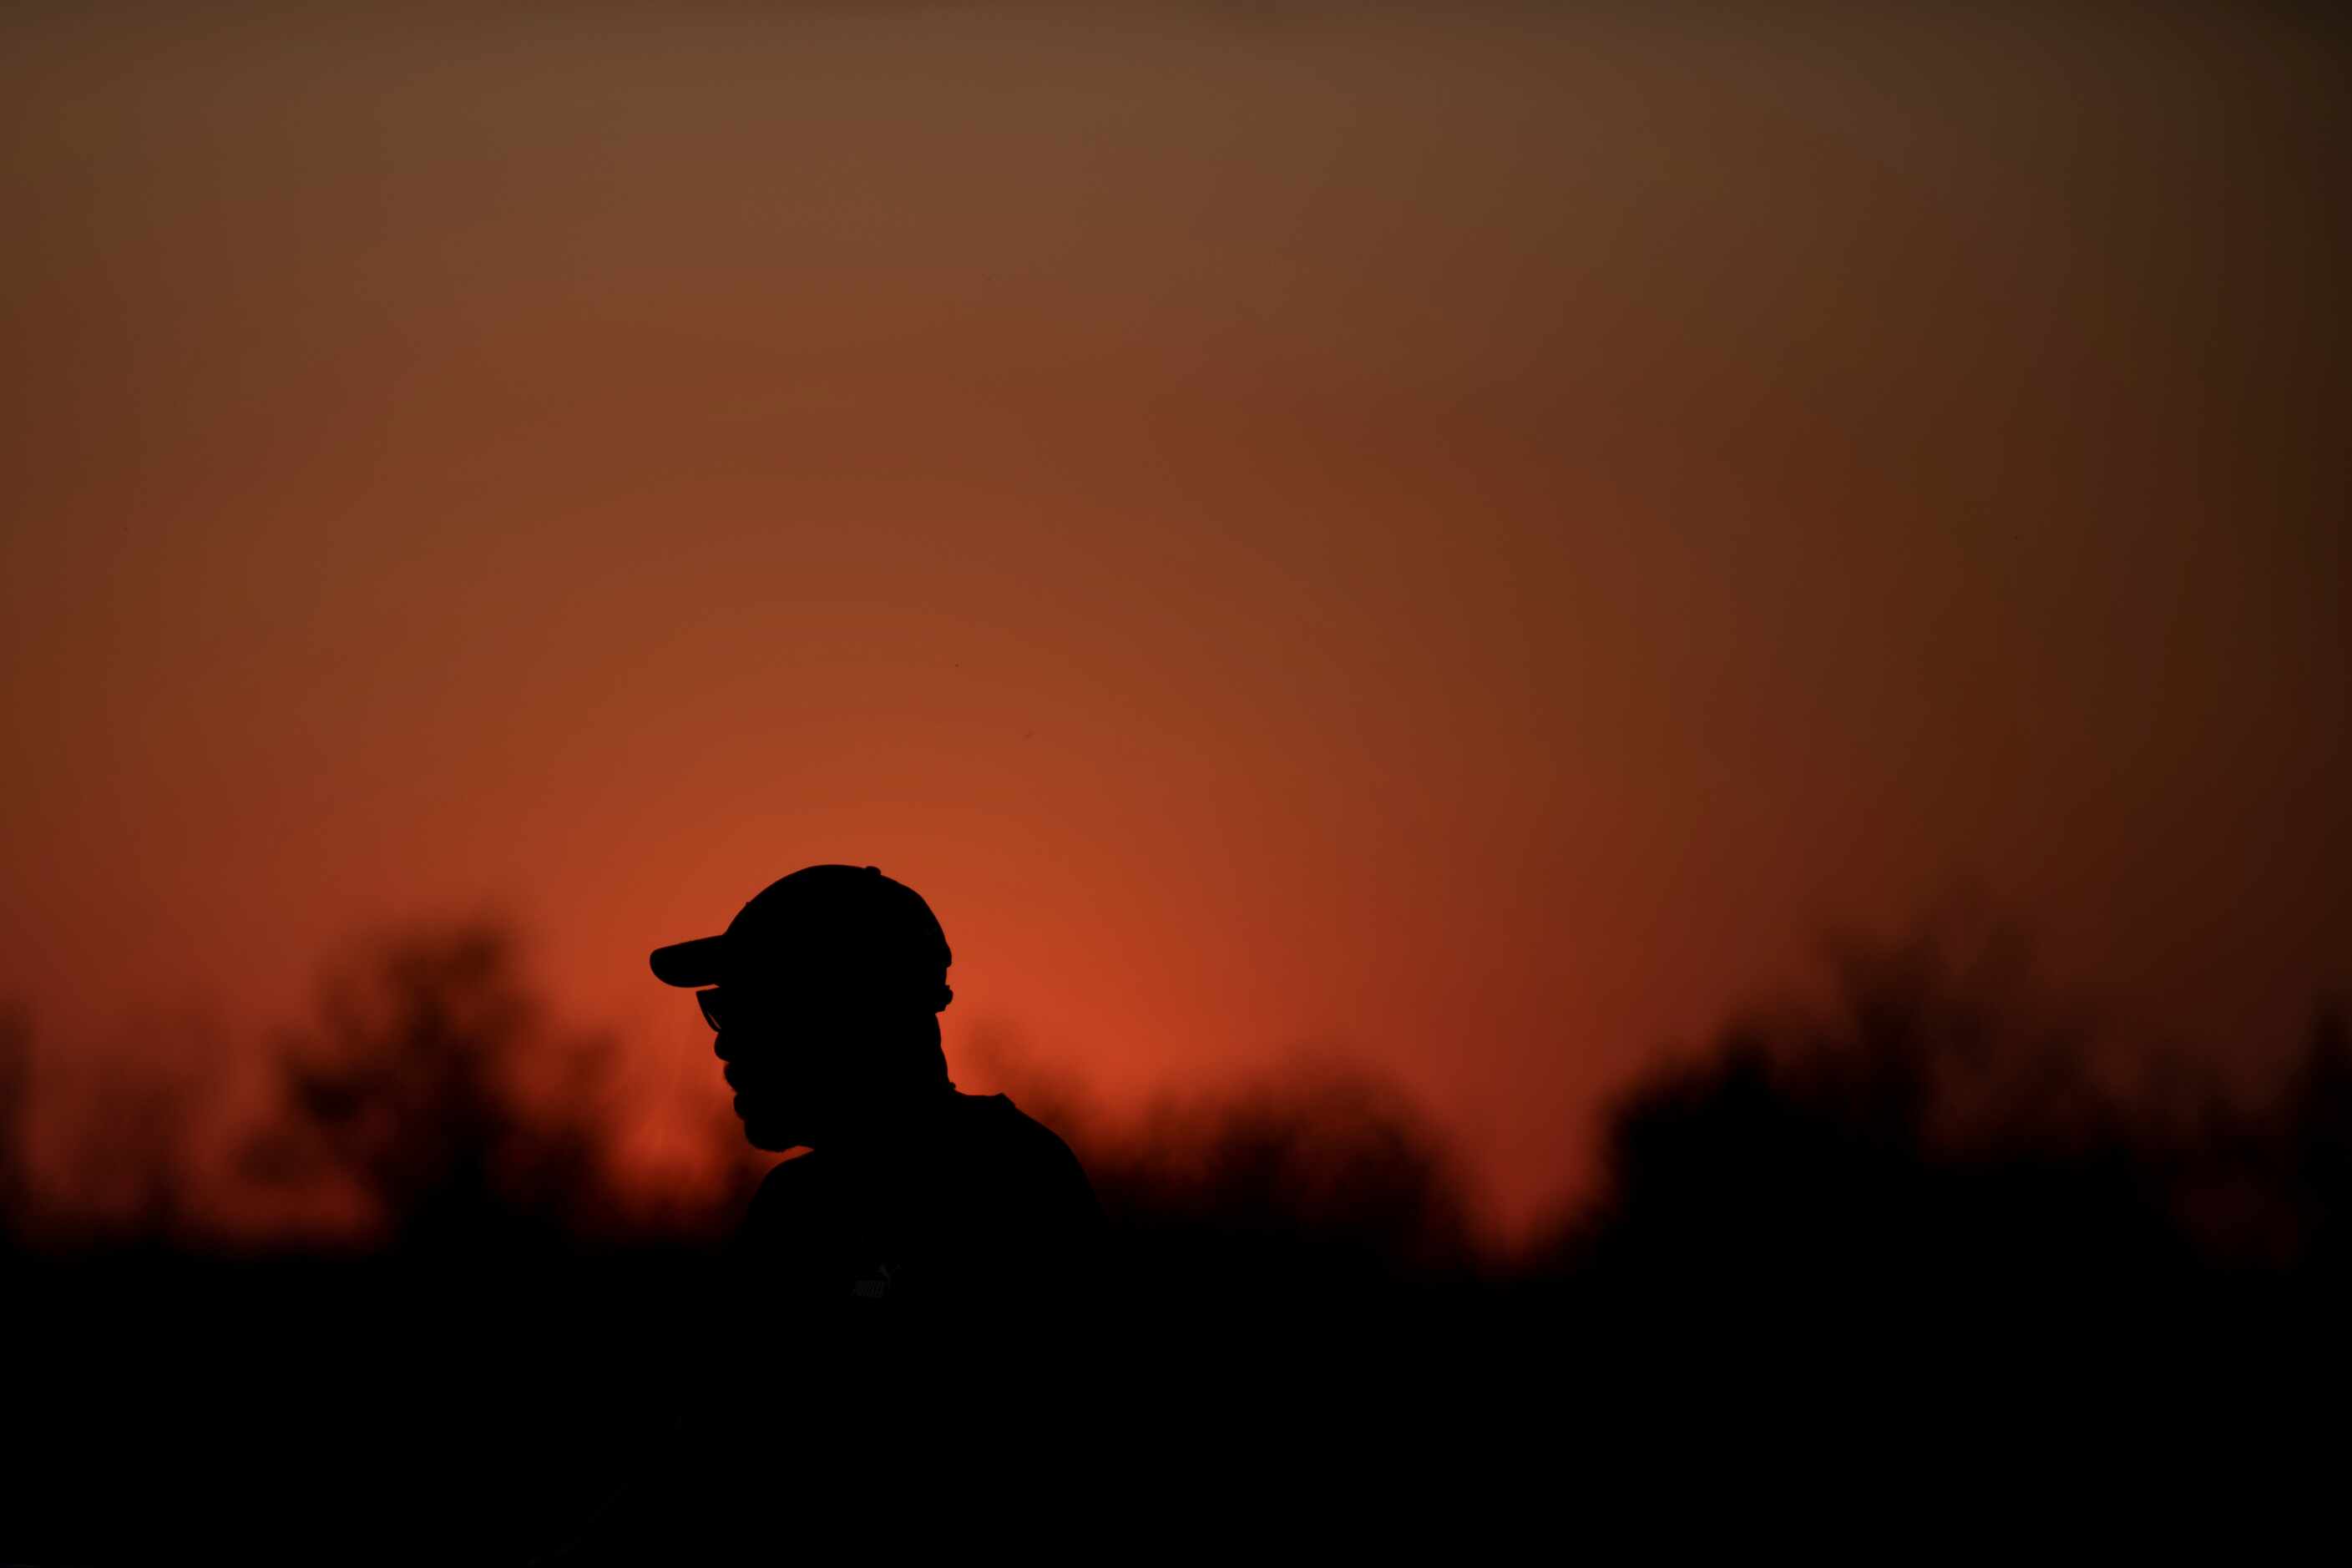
[{"xmin": 649, "ymin": 934, "xmax": 728, "ymax": 987}]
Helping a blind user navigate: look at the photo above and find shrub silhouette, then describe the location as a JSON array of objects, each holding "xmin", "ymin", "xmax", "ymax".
[
  {"xmin": 240, "ymin": 924, "xmax": 628, "ymax": 1253},
  {"xmin": 1543, "ymin": 933, "xmax": 2352, "ymax": 1332},
  {"xmin": 1090, "ymin": 1069, "xmax": 1476, "ymax": 1297},
  {"xmin": 2284, "ymin": 1005, "xmax": 2352, "ymax": 1281},
  {"xmin": 0, "ymin": 1002, "xmax": 26, "ymax": 1250}
]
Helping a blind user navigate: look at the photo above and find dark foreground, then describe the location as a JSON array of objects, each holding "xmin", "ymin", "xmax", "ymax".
[{"xmin": 8, "ymin": 1221, "xmax": 2346, "ymax": 1563}]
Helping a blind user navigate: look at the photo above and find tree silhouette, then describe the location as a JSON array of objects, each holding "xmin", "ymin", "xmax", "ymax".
[
  {"xmin": 240, "ymin": 924, "xmax": 626, "ymax": 1253},
  {"xmin": 0, "ymin": 1002, "xmax": 26, "ymax": 1248},
  {"xmin": 1540, "ymin": 930, "xmax": 2345, "ymax": 1323},
  {"xmin": 1092, "ymin": 1068, "xmax": 1476, "ymax": 1295}
]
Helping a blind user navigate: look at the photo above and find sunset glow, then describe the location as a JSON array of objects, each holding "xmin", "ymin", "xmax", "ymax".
[{"xmin": 4, "ymin": 2, "xmax": 2344, "ymax": 1240}]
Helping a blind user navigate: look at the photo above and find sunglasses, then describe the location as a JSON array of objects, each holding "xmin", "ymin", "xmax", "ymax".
[
  {"xmin": 696, "ymin": 977, "xmax": 909, "ymax": 1031},
  {"xmin": 695, "ymin": 984, "xmax": 835, "ymax": 1031}
]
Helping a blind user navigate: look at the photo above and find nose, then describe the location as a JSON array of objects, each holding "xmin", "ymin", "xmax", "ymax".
[{"xmin": 713, "ymin": 1029, "xmax": 736, "ymax": 1064}]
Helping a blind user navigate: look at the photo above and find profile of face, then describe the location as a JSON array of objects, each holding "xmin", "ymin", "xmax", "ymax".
[{"xmin": 703, "ymin": 977, "xmax": 939, "ymax": 1151}]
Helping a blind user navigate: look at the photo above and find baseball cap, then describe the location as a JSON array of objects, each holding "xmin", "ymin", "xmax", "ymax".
[{"xmin": 650, "ymin": 864, "xmax": 954, "ymax": 1010}]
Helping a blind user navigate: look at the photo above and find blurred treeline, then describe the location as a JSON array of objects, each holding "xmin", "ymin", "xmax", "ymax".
[
  {"xmin": 3, "ymin": 917, "xmax": 2346, "ymax": 1558},
  {"xmin": 8, "ymin": 918, "xmax": 2344, "ymax": 1283}
]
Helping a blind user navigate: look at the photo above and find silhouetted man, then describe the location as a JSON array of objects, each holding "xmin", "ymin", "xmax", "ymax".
[
  {"xmin": 649, "ymin": 863, "xmax": 1105, "ymax": 1318},
  {"xmin": 539, "ymin": 868, "xmax": 1107, "ymax": 1560}
]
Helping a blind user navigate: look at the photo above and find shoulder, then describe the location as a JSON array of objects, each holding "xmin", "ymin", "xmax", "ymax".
[
  {"xmin": 957, "ymin": 1092, "xmax": 1081, "ymax": 1160},
  {"xmin": 741, "ymin": 1149, "xmax": 824, "ymax": 1229},
  {"xmin": 953, "ymin": 1094, "xmax": 1100, "ymax": 1204},
  {"xmin": 753, "ymin": 1146, "xmax": 822, "ymax": 1192}
]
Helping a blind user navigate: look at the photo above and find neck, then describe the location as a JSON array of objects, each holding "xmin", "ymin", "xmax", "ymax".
[{"xmin": 820, "ymin": 1079, "xmax": 955, "ymax": 1161}]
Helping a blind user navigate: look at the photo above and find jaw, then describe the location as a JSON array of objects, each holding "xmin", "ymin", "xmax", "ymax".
[
  {"xmin": 731, "ymin": 1070, "xmax": 946, "ymax": 1155},
  {"xmin": 736, "ymin": 1100, "xmax": 812, "ymax": 1151}
]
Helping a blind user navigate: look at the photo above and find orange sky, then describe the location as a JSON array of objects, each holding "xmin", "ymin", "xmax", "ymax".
[{"xmin": 3, "ymin": 1, "xmax": 2345, "ymax": 1237}]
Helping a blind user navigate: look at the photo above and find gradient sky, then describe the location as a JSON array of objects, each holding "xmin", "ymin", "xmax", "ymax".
[{"xmin": 4, "ymin": 1, "xmax": 2345, "ymax": 1236}]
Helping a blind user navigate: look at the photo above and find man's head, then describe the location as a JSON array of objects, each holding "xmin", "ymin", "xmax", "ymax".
[{"xmin": 650, "ymin": 865, "xmax": 953, "ymax": 1151}]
